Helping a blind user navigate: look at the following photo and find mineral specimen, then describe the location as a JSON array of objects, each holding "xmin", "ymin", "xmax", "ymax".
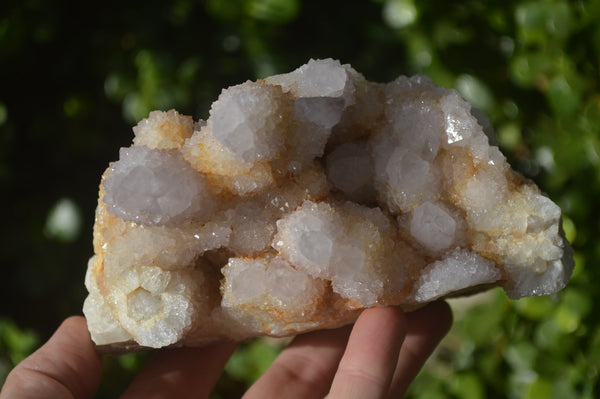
[{"xmin": 83, "ymin": 59, "xmax": 574, "ymax": 352}]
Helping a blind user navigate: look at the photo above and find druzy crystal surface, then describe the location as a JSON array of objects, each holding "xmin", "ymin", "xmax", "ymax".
[{"xmin": 84, "ymin": 59, "xmax": 574, "ymax": 351}]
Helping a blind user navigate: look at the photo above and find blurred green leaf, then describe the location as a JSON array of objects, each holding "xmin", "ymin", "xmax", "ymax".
[
  {"xmin": 506, "ymin": 341, "xmax": 537, "ymax": 372},
  {"xmin": 0, "ymin": 318, "xmax": 39, "ymax": 384},
  {"xmin": 553, "ymin": 289, "xmax": 592, "ymax": 333},
  {"xmin": 534, "ymin": 317, "xmax": 563, "ymax": 349},
  {"xmin": 546, "ymin": 74, "xmax": 581, "ymax": 116},
  {"xmin": 450, "ymin": 372, "xmax": 485, "ymax": 399},
  {"xmin": 44, "ymin": 198, "xmax": 83, "ymax": 242},
  {"xmin": 497, "ymin": 122, "xmax": 523, "ymax": 151},
  {"xmin": 244, "ymin": 0, "xmax": 300, "ymax": 24},
  {"xmin": 206, "ymin": 0, "xmax": 243, "ymax": 21},
  {"xmin": 509, "ymin": 51, "xmax": 555, "ymax": 88},
  {"xmin": 383, "ymin": 0, "xmax": 418, "ymax": 29},
  {"xmin": 225, "ymin": 338, "xmax": 282, "ymax": 383},
  {"xmin": 0, "ymin": 102, "xmax": 7, "ymax": 126},
  {"xmin": 525, "ymin": 377, "xmax": 553, "ymax": 399},
  {"xmin": 514, "ymin": 295, "xmax": 555, "ymax": 321},
  {"xmin": 455, "ymin": 291, "xmax": 509, "ymax": 346},
  {"xmin": 455, "ymin": 74, "xmax": 495, "ymax": 113},
  {"xmin": 515, "ymin": 1, "xmax": 574, "ymax": 45}
]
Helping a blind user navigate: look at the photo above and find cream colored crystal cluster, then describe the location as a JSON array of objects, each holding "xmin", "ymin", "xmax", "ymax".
[{"xmin": 84, "ymin": 59, "xmax": 574, "ymax": 351}]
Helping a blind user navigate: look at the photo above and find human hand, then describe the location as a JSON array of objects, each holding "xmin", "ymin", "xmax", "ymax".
[{"xmin": 0, "ymin": 301, "xmax": 452, "ymax": 399}]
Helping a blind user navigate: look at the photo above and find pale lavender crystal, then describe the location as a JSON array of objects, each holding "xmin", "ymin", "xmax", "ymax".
[{"xmin": 102, "ymin": 146, "xmax": 214, "ymax": 226}]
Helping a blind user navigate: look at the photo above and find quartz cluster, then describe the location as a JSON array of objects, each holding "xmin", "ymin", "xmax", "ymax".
[{"xmin": 83, "ymin": 59, "xmax": 574, "ymax": 351}]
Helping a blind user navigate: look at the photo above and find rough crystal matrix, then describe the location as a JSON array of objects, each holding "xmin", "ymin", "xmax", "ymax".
[{"xmin": 84, "ymin": 59, "xmax": 574, "ymax": 352}]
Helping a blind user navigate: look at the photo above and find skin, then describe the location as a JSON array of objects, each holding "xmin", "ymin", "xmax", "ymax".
[{"xmin": 0, "ymin": 301, "xmax": 452, "ymax": 399}]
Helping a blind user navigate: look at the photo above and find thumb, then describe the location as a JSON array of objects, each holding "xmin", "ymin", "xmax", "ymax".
[{"xmin": 1, "ymin": 316, "xmax": 102, "ymax": 399}]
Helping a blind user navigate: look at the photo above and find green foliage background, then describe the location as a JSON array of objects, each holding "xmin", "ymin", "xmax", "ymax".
[{"xmin": 1, "ymin": 0, "xmax": 599, "ymax": 397}]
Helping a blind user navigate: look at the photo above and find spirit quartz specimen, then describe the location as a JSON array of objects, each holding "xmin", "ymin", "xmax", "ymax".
[{"xmin": 83, "ymin": 59, "xmax": 574, "ymax": 352}]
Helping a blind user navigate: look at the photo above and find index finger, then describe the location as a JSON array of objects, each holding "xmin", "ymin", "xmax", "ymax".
[{"xmin": 327, "ymin": 306, "xmax": 407, "ymax": 399}]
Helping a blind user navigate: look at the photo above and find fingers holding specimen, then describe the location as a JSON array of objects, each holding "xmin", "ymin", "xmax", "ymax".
[
  {"xmin": 327, "ymin": 306, "xmax": 407, "ymax": 399},
  {"xmin": 243, "ymin": 324, "xmax": 353, "ymax": 399},
  {"xmin": 389, "ymin": 301, "xmax": 453, "ymax": 398},
  {"xmin": 120, "ymin": 341, "xmax": 237, "ymax": 399}
]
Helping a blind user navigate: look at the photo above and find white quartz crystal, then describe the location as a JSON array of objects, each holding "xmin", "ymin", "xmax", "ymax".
[
  {"xmin": 210, "ymin": 82, "xmax": 287, "ymax": 162},
  {"xmin": 132, "ymin": 109, "xmax": 194, "ymax": 150},
  {"xmin": 85, "ymin": 59, "xmax": 574, "ymax": 351},
  {"xmin": 410, "ymin": 202, "xmax": 457, "ymax": 252},
  {"xmin": 102, "ymin": 146, "xmax": 215, "ymax": 226},
  {"xmin": 221, "ymin": 255, "xmax": 328, "ymax": 335},
  {"xmin": 326, "ymin": 142, "xmax": 374, "ymax": 202},
  {"xmin": 83, "ymin": 257, "xmax": 132, "ymax": 345},
  {"xmin": 413, "ymin": 249, "xmax": 501, "ymax": 302}
]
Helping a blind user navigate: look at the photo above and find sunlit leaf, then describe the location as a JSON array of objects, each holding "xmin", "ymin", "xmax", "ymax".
[
  {"xmin": 546, "ymin": 75, "xmax": 581, "ymax": 116},
  {"xmin": 383, "ymin": 0, "xmax": 418, "ymax": 29},
  {"xmin": 525, "ymin": 377, "xmax": 553, "ymax": 399},
  {"xmin": 244, "ymin": 0, "xmax": 300, "ymax": 24},
  {"xmin": 44, "ymin": 198, "xmax": 82, "ymax": 243},
  {"xmin": 450, "ymin": 372, "xmax": 485, "ymax": 399},
  {"xmin": 225, "ymin": 338, "xmax": 282, "ymax": 383}
]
